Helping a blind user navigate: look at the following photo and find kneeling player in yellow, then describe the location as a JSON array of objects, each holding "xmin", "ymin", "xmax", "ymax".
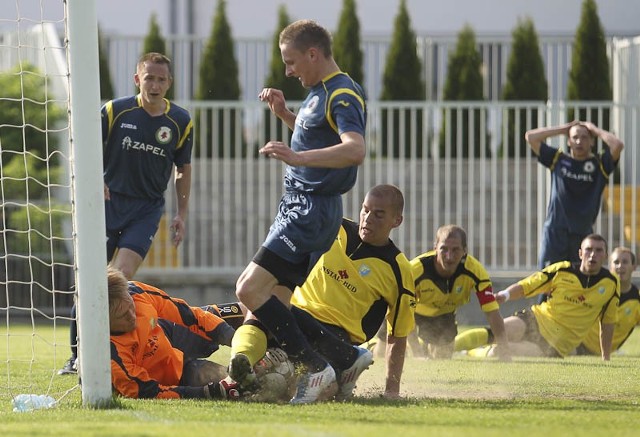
[
  {"xmin": 577, "ymin": 246, "xmax": 639, "ymax": 356},
  {"xmin": 229, "ymin": 185, "xmax": 417, "ymax": 399},
  {"xmin": 412, "ymin": 225, "xmax": 511, "ymax": 360}
]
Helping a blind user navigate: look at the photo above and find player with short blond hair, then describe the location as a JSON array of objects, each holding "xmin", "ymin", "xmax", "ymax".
[
  {"xmin": 229, "ymin": 19, "xmax": 366, "ymax": 404},
  {"xmin": 578, "ymin": 246, "xmax": 639, "ymax": 355}
]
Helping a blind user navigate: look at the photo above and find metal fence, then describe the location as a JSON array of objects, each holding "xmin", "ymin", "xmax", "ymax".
[
  {"xmin": 139, "ymin": 100, "xmax": 640, "ymax": 283},
  {"xmin": 104, "ymin": 32, "xmax": 631, "ymax": 103},
  {"xmin": 2, "ymin": 25, "xmax": 639, "ymax": 307}
]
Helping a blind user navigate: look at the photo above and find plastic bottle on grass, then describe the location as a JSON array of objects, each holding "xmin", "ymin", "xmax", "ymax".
[{"xmin": 12, "ymin": 394, "xmax": 56, "ymax": 412}]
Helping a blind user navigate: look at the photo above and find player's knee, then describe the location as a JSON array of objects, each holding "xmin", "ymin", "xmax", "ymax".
[{"xmin": 235, "ymin": 280, "xmax": 266, "ymax": 309}]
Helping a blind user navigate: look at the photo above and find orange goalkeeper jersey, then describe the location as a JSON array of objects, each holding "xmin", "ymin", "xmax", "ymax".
[{"xmin": 110, "ymin": 281, "xmax": 234, "ymax": 399}]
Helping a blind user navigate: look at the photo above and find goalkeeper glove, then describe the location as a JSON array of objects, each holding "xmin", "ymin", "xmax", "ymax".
[{"xmin": 205, "ymin": 378, "xmax": 240, "ymax": 400}]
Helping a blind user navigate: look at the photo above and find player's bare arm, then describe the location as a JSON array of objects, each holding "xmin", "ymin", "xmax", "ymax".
[
  {"xmin": 494, "ymin": 283, "xmax": 525, "ymax": 304},
  {"xmin": 599, "ymin": 322, "xmax": 615, "ymax": 361},
  {"xmin": 384, "ymin": 334, "xmax": 407, "ymax": 399},
  {"xmin": 485, "ymin": 310, "xmax": 511, "ymax": 362},
  {"xmin": 258, "ymin": 87, "xmax": 296, "ymax": 130},
  {"xmin": 581, "ymin": 121, "xmax": 624, "ymax": 161},
  {"xmin": 260, "ymin": 131, "xmax": 365, "ymax": 168},
  {"xmin": 525, "ymin": 120, "xmax": 580, "ymax": 155}
]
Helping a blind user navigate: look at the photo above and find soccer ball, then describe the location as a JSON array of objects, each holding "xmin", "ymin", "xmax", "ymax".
[{"xmin": 250, "ymin": 348, "xmax": 297, "ymax": 402}]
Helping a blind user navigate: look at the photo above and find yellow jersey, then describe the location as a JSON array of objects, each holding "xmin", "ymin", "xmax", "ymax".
[
  {"xmin": 291, "ymin": 219, "xmax": 416, "ymax": 344},
  {"xmin": 580, "ymin": 284, "xmax": 639, "ymax": 354},
  {"xmin": 519, "ymin": 261, "xmax": 620, "ymax": 356},
  {"xmin": 411, "ymin": 251, "xmax": 499, "ymax": 317}
]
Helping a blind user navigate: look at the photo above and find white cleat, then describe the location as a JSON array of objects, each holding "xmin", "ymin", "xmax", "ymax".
[
  {"xmin": 336, "ymin": 347, "xmax": 374, "ymax": 401},
  {"xmin": 290, "ymin": 364, "xmax": 337, "ymax": 404}
]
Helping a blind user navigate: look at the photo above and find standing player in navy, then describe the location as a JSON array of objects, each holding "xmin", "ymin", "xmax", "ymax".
[
  {"xmin": 526, "ymin": 121, "xmax": 623, "ymax": 303},
  {"xmin": 59, "ymin": 52, "xmax": 193, "ymax": 375},
  {"xmin": 228, "ymin": 20, "xmax": 366, "ymax": 404}
]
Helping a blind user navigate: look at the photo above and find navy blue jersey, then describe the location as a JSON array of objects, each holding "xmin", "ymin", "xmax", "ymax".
[
  {"xmin": 102, "ymin": 95, "xmax": 193, "ymax": 199},
  {"xmin": 538, "ymin": 142, "xmax": 617, "ymax": 234},
  {"xmin": 285, "ymin": 72, "xmax": 366, "ymax": 195}
]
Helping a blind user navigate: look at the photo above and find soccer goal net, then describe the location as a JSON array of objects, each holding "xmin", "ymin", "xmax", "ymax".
[{"xmin": 1, "ymin": 0, "xmax": 110, "ymax": 410}]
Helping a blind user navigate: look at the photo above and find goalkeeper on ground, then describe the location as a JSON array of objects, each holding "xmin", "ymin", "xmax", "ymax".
[
  {"xmin": 230, "ymin": 185, "xmax": 417, "ymax": 399},
  {"xmin": 107, "ymin": 267, "xmax": 242, "ymax": 399}
]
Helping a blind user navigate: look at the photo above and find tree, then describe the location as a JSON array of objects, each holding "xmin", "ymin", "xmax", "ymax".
[
  {"xmin": 379, "ymin": 0, "xmax": 426, "ymax": 158},
  {"xmin": 262, "ymin": 5, "xmax": 305, "ymax": 146},
  {"xmin": 333, "ymin": 0, "xmax": 364, "ymax": 86},
  {"xmin": 264, "ymin": 5, "xmax": 306, "ymax": 100},
  {"xmin": 142, "ymin": 13, "xmax": 172, "ymax": 100},
  {"xmin": 0, "ymin": 63, "xmax": 65, "ymax": 170},
  {"xmin": 98, "ymin": 27, "xmax": 114, "ymax": 101},
  {"xmin": 501, "ymin": 17, "xmax": 548, "ymax": 157},
  {"xmin": 567, "ymin": 0, "xmax": 612, "ymax": 129},
  {"xmin": 197, "ymin": 0, "xmax": 243, "ymax": 157},
  {"xmin": 439, "ymin": 25, "xmax": 489, "ymax": 158},
  {"xmin": 0, "ymin": 63, "xmax": 68, "ymax": 259}
]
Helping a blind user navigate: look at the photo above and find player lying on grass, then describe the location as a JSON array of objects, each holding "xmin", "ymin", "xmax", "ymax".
[
  {"xmin": 229, "ymin": 184, "xmax": 417, "ymax": 399},
  {"xmin": 107, "ymin": 267, "xmax": 241, "ymax": 399},
  {"xmin": 455, "ymin": 234, "xmax": 619, "ymax": 360},
  {"xmin": 576, "ymin": 246, "xmax": 639, "ymax": 356}
]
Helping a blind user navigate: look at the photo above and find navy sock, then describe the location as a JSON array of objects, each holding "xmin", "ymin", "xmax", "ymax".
[
  {"xmin": 253, "ymin": 296, "xmax": 326, "ymax": 372},
  {"xmin": 291, "ymin": 306, "xmax": 357, "ymax": 371}
]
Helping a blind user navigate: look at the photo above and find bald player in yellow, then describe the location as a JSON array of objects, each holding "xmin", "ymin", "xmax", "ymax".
[
  {"xmin": 230, "ymin": 184, "xmax": 416, "ymax": 399},
  {"xmin": 459, "ymin": 234, "xmax": 619, "ymax": 360},
  {"xmin": 578, "ymin": 246, "xmax": 639, "ymax": 356}
]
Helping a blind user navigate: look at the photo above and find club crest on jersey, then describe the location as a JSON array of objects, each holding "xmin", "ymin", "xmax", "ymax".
[
  {"xmin": 598, "ymin": 286, "xmax": 605, "ymax": 294},
  {"xmin": 583, "ymin": 161, "xmax": 595, "ymax": 173},
  {"xmin": 456, "ymin": 286, "xmax": 463, "ymax": 293},
  {"xmin": 358, "ymin": 264, "xmax": 371, "ymax": 277},
  {"xmin": 156, "ymin": 126, "xmax": 172, "ymax": 144},
  {"xmin": 303, "ymin": 95, "xmax": 320, "ymax": 114}
]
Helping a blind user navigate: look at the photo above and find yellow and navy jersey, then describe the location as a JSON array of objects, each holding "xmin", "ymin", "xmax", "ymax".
[
  {"xmin": 102, "ymin": 95, "xmax": 193, "ymax": 199},
  {"xmin": 581, "ymin": 284, "xmax": 639, "ymax": 354},
  {"xmin": 291, "ymin": 218, "xmax": 416, "ymax": 344},
  {"xmin": 411, "ymin": 252, "xmax": 498, "ymax": 317},
  {"xmin": 538, "ymin": 143, "xmax": 617, "ymax": 234},
  {"xmin": 286, "ymin": 71, "xmax": 366, "ymax": 195},
  {"xmin": 520, "ymin": 261, "xmax": 620, "ymax": 357},
  {"xmin": 110, "ymin": 281, "xmax": 233, "ymax": 399}
]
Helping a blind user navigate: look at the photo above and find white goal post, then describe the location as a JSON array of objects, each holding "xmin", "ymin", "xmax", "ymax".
[
  {"xmin": 1, "ymin": 0, "xmax": 110, "ymax": 408},
  {"xmin": 66, "ymin": 0, "xmax": 111, "ymax": 407}
]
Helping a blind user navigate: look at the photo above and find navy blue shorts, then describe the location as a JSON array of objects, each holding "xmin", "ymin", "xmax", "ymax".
[
  {"xmin": 255, "ymin": 191, "xmax": 342, "ymax": 288},
  {"xmin": 538, "ymin": 225, "xmax": 588, "ymax": 268},
  {"xmin": 105, "ymin": 191, "xmax": 164, "ymax": 260}
]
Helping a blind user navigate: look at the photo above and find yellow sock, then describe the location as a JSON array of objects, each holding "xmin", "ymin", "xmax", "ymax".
[
  {"xmin": 231, "ymin": 324, "xmax": 268, "ymax": 367},
  {"xmin": 454, "ymin": 328, "xmax": 489, "ymax": 351}
]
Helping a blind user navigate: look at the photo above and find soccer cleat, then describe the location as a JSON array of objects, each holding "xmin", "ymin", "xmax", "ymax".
[
  {"xmin": 290, "ymin": 364, "xmax": 337, "ymax": 405},
  {"xmin": 228, "ymin": 353, "xmax": 258, "ymax": 390},
  {"xmin": 336, "ymin": 346, "xmax": 374, "ymax": 401},
  {"xmin": 57, "ymin": 356, "xmax": 78, "ymax": 375}
]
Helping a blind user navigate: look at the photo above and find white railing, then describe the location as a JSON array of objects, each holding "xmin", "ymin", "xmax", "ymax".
[{"xmin": 140, "ymin": 100, "xmax": 640, "ymax": 280}]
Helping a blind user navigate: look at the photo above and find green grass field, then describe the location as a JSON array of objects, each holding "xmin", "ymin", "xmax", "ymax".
[{"xmin": 1, "ymin": 324, "xmax": 639, "ymax": 436}]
